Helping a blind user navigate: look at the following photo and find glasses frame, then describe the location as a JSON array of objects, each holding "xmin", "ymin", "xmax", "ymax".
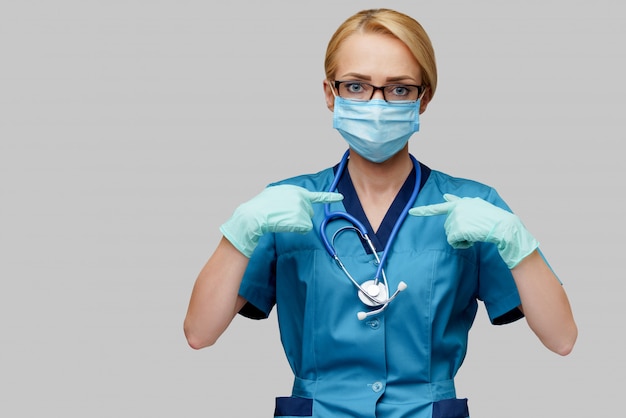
[{"xmin": 333, "ymin": 80, "xmax": 425, "ymax": 103}]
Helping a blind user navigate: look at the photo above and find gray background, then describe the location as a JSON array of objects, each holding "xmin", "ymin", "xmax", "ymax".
[{"xmin": 1, "ymin": 0, "xmax": 623, "ymax": 416}]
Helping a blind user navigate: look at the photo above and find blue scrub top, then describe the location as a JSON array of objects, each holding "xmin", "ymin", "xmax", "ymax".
[{"xmin": 238, "ymin": 159, "xmax": 524, "ymax": 418}]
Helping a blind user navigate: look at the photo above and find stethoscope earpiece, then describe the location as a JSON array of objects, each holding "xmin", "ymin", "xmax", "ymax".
[{"xmin": 356, "ymin": 281, "xmax": 408, "ymax": 320}]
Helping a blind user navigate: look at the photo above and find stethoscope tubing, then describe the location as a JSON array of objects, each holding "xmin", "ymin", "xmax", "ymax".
[{"xmin": 320, "ymin": 149, "xmax": 422, "ymax": 282}]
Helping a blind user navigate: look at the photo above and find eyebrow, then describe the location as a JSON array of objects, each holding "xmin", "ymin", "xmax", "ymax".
[{"xmin": 339, "ymin": 73, "xmax": 419, "ymax": 83}]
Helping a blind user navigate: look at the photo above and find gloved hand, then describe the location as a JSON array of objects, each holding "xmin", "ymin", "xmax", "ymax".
[
  {"xmin": 409, "ymin": 194, "xmax": 538, "ymax": 269},
  {"xmin": 220, "ymin": 185, "xmax": 343, "ymax": 257}
]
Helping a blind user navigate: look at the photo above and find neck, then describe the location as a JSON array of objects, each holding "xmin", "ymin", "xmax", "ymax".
[{"xmin": 347, "ymin": 148, "xmax": 413, "ymax": 195}]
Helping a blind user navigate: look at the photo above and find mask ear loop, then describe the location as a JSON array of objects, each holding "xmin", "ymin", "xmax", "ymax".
[
  {"xmin": 418, "ymin": 86, "xmax": 427, "ymax": 101},
  {"xmin": 327, "ymin": 79, "xmax": 338, "ymax": 98}
]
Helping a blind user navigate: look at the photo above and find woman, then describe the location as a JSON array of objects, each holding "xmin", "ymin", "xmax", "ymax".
[{"xmin": 184, "ymin": 8, "xmax": 577, "ymax": 418}]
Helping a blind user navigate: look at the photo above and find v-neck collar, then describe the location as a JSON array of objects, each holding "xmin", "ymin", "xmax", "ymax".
[{"xmin": 333, "ymin": 161, "xmax": 430, "ymax": 253}]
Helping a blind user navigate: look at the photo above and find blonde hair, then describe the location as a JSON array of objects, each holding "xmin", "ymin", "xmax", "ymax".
[{"xmin": 324, "ymin": 9, "xmax": 437, "ymax": 99}]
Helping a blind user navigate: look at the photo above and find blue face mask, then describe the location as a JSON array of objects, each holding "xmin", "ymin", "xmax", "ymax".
[{"xmin": 333, "ymin": 96, "xmax": 420, "ymax": 163}]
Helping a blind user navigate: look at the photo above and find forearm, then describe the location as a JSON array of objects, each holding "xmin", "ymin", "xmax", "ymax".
[
  {"xmin": 184, "ymin": 237, "xmax": 249, "ymax": 349},
  {"xmin": 512, "ymin": 250, "xmax": 577, "ymax": 355}
]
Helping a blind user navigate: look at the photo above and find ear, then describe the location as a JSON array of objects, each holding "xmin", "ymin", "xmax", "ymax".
[
  {"xmin": 323, "ymin": 80, "xmax": 335, "ymax": 111},
  {"xmin": 419, "ymin": 87, "xmax": 433, "ymax": 114}
]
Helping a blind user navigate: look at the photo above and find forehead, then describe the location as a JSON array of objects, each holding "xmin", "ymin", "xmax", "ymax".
[{"xmin": 334, "ymin": 32, "xmax": 421, "ymax": 81}]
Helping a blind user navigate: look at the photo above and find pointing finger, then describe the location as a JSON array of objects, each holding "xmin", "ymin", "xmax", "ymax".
[
  {"xmin": 305, "ymin": 191, "xmax": 344, "ymax": 204},
  {"xmin": 408, "ymin": 201, "xmax": 456, "ymax": 217}
]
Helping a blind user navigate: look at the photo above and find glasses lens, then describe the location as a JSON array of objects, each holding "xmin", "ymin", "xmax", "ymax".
[
  {"xmin": 337, "ymin": 82, "xmax": 373, "ymax": 101},
  {"xmin": 384, "ymin": 85, "xmax": 420, "ymax": 103}
]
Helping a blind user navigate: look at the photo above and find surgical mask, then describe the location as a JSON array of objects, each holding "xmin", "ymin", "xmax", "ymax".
[{"xmin": 333, "ymin": 96, "xmax": 420, "ymax": 163}]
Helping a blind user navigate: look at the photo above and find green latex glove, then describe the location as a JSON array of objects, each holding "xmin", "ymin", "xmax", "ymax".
[
  {"xmin": 220, "ymin": 185, "xmax": 343, "ymax": 258},
  {"xmin": 409, "ymin": 194, "xmax": 538, "ymax": 268}
]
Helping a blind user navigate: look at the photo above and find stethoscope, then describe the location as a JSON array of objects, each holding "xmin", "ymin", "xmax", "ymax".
[{"xmin": 320, "ymin": 150, "xmax": 422, "ymax": 320}]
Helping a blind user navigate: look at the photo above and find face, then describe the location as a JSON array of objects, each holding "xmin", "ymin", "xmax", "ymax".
[{"xmin": 324, "ymin": 32, "xmax": 431, "ymax": 114}]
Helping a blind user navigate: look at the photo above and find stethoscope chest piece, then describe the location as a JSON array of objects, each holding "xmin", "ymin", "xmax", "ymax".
[{"xmin": 358, "ymin": 280, "xmax": 387, "ymax": 307}]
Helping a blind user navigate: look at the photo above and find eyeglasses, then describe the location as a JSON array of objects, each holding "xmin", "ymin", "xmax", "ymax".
[{"xmin": 333, "ymin": 80, "xmax": 425, "ymax": 103}]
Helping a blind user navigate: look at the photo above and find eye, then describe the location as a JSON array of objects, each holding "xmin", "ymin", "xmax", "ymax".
[
  {"xmin": 345, "ymin": 82, "xmax": 364, "ymax": 93},
  {"xmin": 385, "ymin": 85, "xmax": 419, "ymax": 102},
  {"xmin": 389, "ymin": 86, "xmax": 410, "ymax": 97}
]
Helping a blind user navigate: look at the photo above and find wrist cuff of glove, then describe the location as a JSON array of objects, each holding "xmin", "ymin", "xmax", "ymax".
[
  {"xmin": 219, "ymin": 219, "xmax": 260, "ymax": 258},
  {"xmin": 497, "ymin": 221, "xmax": 540, "ymax": 269}
]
